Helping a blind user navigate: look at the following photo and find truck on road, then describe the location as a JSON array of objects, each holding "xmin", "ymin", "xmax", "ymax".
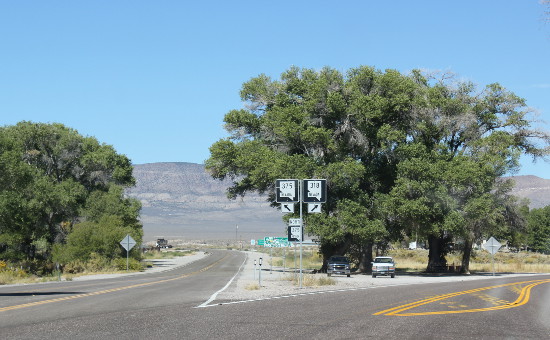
[
  {"xmin": 327, "ymin": 255, "xmax": 351, "ymax": 277},
  {"xmin": 371, "ymin": 256, "xmax": 396, "ymax": 278}
]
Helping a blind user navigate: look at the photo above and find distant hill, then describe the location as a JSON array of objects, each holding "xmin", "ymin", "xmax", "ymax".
[
  {"xmin": 127, "ymin": 162, "xmax": 550, "ymax": 241},
  {"xmin": 126, "ymin": 162, "xmax": 285, "ymax": 242},
  {"xmin": 507, "ymin": 175, "xmax": 550, "ymax": 209}
]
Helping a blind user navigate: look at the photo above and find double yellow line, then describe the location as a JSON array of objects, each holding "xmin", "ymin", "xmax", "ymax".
[
  {"xmin": 0, "ymin": 255, "xmax": 225, "ymax": 313},
  {"xmin": 374, "ymin": 279, "xmax": 550, "ymax": 316}
]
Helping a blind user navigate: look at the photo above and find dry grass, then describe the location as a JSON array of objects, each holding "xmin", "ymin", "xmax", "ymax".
[
  {"xmin": 280, "ymin": 273, "xmax": 336, "ymax": 287},
  {"xmin": 245, "ymin": 283, "xmax": 260, "ymax": 290},
  {"xmin": 390, "ymin": 248, "xmax": 550, "ymax": 273},
  {"xmin": 259, "ymin": 246, "xmax": 550, "ymax": 274}
]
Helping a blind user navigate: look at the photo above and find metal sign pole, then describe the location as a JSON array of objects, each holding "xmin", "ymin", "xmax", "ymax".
[
  {"xmin": 294, "ymin": 242, "xmax": 297, "ymax": 281},
  {"xmin": 491, "ymin": 254, "xmax": 495, "ymax": 276},
  {"xmin": 299, "ymin": 180, "xmax": 303, "ymax": 289}
]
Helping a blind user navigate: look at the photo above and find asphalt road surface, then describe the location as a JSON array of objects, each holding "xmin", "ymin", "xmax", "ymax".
[{"xmin": 1, "ymin": 250, "xmax": 549, "ymax": 339}]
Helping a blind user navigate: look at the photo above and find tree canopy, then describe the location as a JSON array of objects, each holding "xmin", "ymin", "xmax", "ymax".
[
  {"xmin": 207, "ymin": 66, "xmax": 549, "ymax": 272},
  {"xmin": 0, "ymin": 122, "xmax": 141, "ymax": 270}
]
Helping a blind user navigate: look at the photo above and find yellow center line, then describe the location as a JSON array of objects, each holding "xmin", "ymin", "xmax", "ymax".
[
  {"xmin": 0, "ymin": 255, "xmax": 227, "ymax": 313},
  {"xmin": 374, "ymin": 279, "xmax": 550, "ymax": 316}
]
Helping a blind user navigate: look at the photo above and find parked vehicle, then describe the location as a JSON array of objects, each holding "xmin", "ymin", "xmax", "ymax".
[
  {"xmin": 371, "ymin": 256, "xmax": 396, "ymax": 278},
  {"xmin": 327, "ymin": 255, "xmax": 351, "ymax": 277},
  {"xmin": 155, "ymin": 238, "xmax": 172, "ymax": 249}
]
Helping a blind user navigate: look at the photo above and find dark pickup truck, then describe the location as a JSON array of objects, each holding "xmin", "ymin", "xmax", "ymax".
[{"xmin": 327, "ymin": 255, "xmax": 351, "ymax": 277}]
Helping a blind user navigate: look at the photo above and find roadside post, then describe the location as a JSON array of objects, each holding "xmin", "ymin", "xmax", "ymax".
[
  {"xmin": 283, "ymin": 247, "xmax": 286, "ymax": 273},
  {"xmin": 56, "ymin": 262, "xmax": 61, "ymax": 281},
  {"xmin": 119, "ymin": 234, "xmax": 136, "ymax": 271},
  {"xmin": 254, "ymin": 259, "xmax": 257, "ymax": 280},
  {"xmin": 259, "ymin": 257, "xmax": 263, "ymax": 286},
  {"xmin": 483, "ymin": 236, "xmax": 502, "ymax": 276}
]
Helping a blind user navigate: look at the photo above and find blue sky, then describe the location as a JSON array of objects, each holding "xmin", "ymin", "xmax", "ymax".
[{"xmin": 1, "ymin": 1, "xmax": 549, "ymax": 178}]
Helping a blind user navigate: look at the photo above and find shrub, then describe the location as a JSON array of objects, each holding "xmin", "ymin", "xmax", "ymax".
[
  {"xmin": 64, "ymin": 260, "xmax": 86, "ymax": 274},
  {"xmin": 114, "ymin": 258, "xmax": 143, "ymax": 271}
]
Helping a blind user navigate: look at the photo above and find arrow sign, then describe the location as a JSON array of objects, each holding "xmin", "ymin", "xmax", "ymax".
[
  {"xmin": 308, "ymin": 203, "xmax": 321, "ymax": 213},
  {"xmin": 483, "ymin": 236, "xmax": 502, "ymax": 255},
  {"xmin": 120, "ymin": 234, "xmax": 136, "ymax": 251},
  {"xmin": 281, "ymin": 203, "xmax": 294, "ymax": 213}
]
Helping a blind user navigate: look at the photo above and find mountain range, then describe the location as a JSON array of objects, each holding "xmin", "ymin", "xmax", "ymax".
[{"xmin": 126, "ymin": 162, "xmax": 550, "ymax": 242}]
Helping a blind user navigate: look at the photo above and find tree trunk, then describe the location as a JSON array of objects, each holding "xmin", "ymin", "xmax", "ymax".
[
  {"xmin": 461, "ymin": 237, "xmax": 472, "ymax": 274},
  {"xmin": 358, "ymin": 242, "xmax": 373, "ymax": 273},
  {"xmin": 426, "ymin": 234, "xmax": 448, "ymax": 272}
]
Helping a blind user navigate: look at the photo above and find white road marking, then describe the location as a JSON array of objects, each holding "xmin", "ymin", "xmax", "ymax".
[{"xmin": 196, "ymin": 253, "xmax": 248, "ymax": 308}]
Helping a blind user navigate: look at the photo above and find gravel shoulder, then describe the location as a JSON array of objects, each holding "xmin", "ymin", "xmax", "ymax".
[{"xmin": 216, "ymin": 250, "xmax": 547, "ymax": 301}]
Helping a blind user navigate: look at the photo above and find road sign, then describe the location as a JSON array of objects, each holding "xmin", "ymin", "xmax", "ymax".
[
  {"xmin": 120, "ymin": 235, "xmax": 136, "ymax": 251},
  {"xmin": 274, "ymin": 237, "xmax": 290, "ymax": 247},
  {"xmin": 483, "ymin": 236, "xmax": 502, "ymax": 255},
  {"xmin": 288, "ymin": 226, "xmax": 302, "ymax": 242},
  {"xmin": 308, "ymin": 203, "xmax": 322, "ymax": 213},
  {"xmin": 257, "ymin": 239, "xmax": 265, "ymax": 246},
  {"xmin": 288, "ymin": 218, "xmax": 302, "ymax": 226},
  {"xmin": 275, "ymin": 179, "xmax": 299, "ymax": 203},
  {"xmin": 303, "ymin": 179, "xmax": 327, "ymax": 203},
  {"xmin": 263, "ymin": 237, "xmax": 289, "ymax": 247},
  {"xmin": 281, "ymin": 203, "xmax": 294, "ymax": 213}
]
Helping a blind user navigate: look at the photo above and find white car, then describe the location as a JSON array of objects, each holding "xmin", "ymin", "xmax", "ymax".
[{"xmin": 371, "ymin": 256, "xmax": 396, "ymax": 278}]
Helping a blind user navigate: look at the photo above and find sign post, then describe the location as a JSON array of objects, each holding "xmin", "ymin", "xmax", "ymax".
[
  {"xmin": 120, "ymin": 234, "xmax": 136, "ymax": 271},
  {"xmin": 277, "ymin": 178, "xmax": 327, "ymax": 288},
  {"xmin": 258, "ymin": 257, "xmax": 263, "ymax": 287},
  {"xmin": 483, "ymin": 236, "xmax": 502, "ymax": 276}
]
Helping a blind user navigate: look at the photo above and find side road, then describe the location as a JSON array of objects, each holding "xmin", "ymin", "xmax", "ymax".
[{"xmin": 72, "ymin": 251, "xmax": 208, "ymax": 281}]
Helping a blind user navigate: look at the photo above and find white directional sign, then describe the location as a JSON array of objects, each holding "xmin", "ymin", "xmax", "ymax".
[
  {"xmin": 483, "ymin": 236, "xmax": 502, "ymax": 255},
  {"xmin": 120, "ymin": 234, "xmax": 136, "ymax": 251},
  {"xmin": 288, "ymin": 226, "xmax": 302, "ymax": 242},
  {"xmin": 281, "ymin": 203, "xmax": 295, "ymax": 213},
  {"xmin": 308, "ymin": 203, "xmax": 322, "ymax": 213},
  {"xmin": 276, "ymin": 179, "xmax": 299, "ymax": 203},
  {"xmin": 303, "ymin": 179, "xmax": 327, "ymax": 203},
  {"xmin": 288, "ymin": 218, "xmax": 302, "ymax": 226}
]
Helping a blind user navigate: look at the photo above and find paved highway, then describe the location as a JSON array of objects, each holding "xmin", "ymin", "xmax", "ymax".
[{"xmin": 1, "ymin": 250, "xmax": 549, "ymax": 339}]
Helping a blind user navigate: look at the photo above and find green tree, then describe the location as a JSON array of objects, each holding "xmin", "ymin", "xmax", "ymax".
[
  {"xmin": 208, "ymin": 66, "xmax": 549, "ymax": 273},
  {"xmin": 54, "ymin": 215, "xmax": 141, "ymax": 264},
  {"xmin": 0, "ymin": 122, "xmax": 140, "ymax": 267},
  {"xmin": 385, "ymin": 73, "xmax": 548, "ymax": 272},
  {"xmin": 207, "ymin": 66, "xmax": 424, "ymax": 271},
  {"xmin": 527, "ymin": 206, "xmax": 550, "ymax": 254}
]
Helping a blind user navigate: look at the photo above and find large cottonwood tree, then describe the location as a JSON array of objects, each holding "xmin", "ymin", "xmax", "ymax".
[
  {"xmin": 207, "ymin": 66, "xmax": 549, "ymax": 272},
  {"xmin": 0, "ymin": 122, "xmax": 141, "ymax": 266}
]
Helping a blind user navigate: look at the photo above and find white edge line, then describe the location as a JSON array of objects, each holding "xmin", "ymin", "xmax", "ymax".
[{"xmin": 196, "ymin": 253, "xmax": 248, "ymax": 308}]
